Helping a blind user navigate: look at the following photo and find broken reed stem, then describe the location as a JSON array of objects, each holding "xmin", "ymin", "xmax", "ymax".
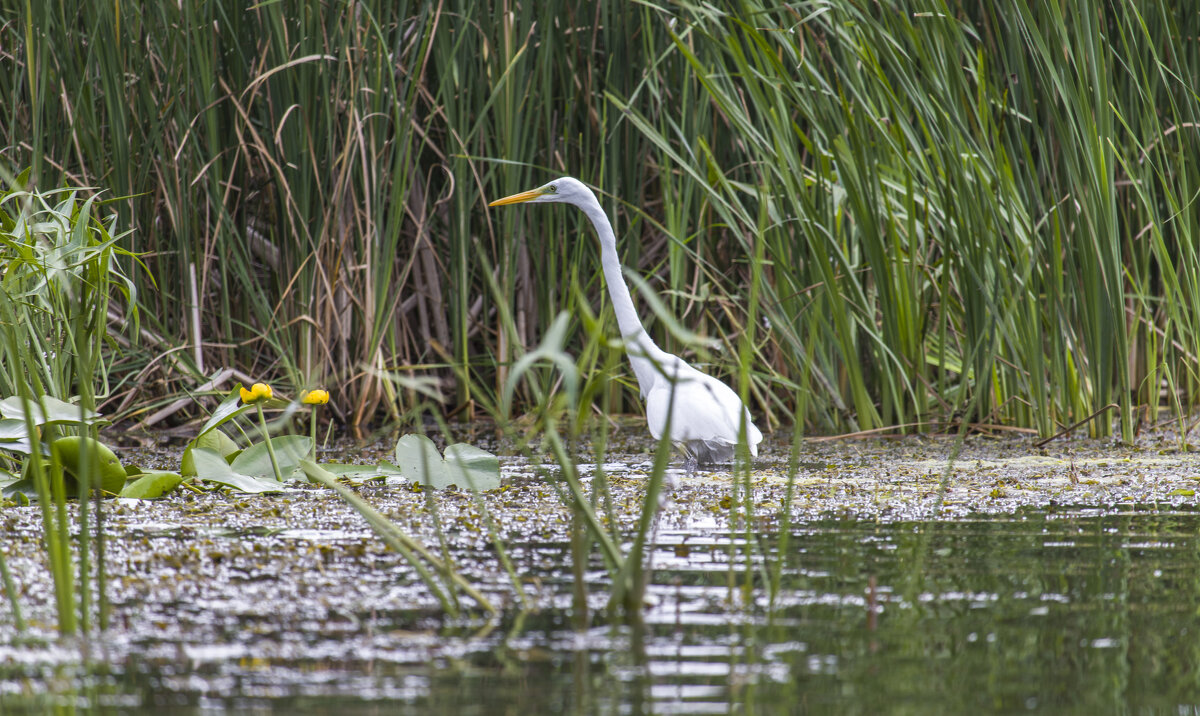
[{"xmin": 1033, "ymin": 404, "xmax": 1121, "ymax": 448}]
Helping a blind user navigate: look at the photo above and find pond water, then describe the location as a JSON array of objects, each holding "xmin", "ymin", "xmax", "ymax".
[{"xmin": 3, "ymin": 434, "xmax": 1200, "ymax": 713}]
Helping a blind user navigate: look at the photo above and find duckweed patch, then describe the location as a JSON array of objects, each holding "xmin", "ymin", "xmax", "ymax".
[{"xmin": 4, "ymin": 429, "xmax": 1200, "ymax": 712}]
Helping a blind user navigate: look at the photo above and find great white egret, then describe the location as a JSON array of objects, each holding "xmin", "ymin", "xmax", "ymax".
[{"xmin": 489, "ymin": 177, "xmax": 762, "ymax": 468}]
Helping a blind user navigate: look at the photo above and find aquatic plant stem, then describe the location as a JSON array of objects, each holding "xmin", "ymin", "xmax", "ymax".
[
  {"xmin": 256, "ymin": 405, "xmax": 284, "ymax": 482},
  {"xmin": 309, "ymin": 407, "xmax": 318, "ymax": 460},
  {"xmin": 606, "ymin": 423, "xmax": 671, "ymax": 616},
  {"xmin": 545, "ymin": 429, "xmax": 624, "ymax": 573},
  {"xmin": 300, "ymin": 460, "xmax": 496, "ymax": 616},
  {"xmin": 37, "ymin": 427, "xmax": 77, "ymax": 636},
  {"xmin": 94, "ymin": 478, "xmax": 109, "ymax": 630},
  {"xmin": 73, "ymin": 436, "xmax": 91, "ymax": 633}
]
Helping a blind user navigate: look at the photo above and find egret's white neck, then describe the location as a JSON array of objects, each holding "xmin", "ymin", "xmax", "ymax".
[
  {"xmin": 577, "ymin": 196, "xmax": 651, "ymax": 343},
  {"xmin": 575, "ymin": 192, "xmax": 673, "ymax": 397}
]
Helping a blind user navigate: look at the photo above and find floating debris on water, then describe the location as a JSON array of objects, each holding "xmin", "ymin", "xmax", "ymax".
[{"xmin": 3, "ymin": 430, "xmax": 1200, "ymax": 712}]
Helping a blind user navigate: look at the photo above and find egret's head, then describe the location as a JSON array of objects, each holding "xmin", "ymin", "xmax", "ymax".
[{"xmin": 488, "ymin": 177, "xmax": 593, "ymax": 208}]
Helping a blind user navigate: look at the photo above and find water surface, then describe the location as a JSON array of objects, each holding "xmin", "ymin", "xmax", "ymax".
[{"xmin": 3, "ymin": 435, "xmax": 1200, "ymax": 713}]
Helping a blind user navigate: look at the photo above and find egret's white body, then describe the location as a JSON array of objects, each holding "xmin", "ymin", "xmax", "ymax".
[{"xmin": 490, "ymin": 177, "xmax": 762, "ymax": 465}]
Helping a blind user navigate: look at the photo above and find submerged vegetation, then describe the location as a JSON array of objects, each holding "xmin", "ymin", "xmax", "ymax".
[{"xmin": 1, "ymin": 1, "xmax": 1196, "ymax": 439}]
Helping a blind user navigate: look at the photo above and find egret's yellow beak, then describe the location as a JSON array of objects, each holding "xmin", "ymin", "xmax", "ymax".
[{"xmin": 488, "ymin": 187, "xmax": 548, "ymax": 207}]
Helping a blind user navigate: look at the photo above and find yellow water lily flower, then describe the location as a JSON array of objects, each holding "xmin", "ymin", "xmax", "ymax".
[
  {"xmin": 301, "ymin": 389, "xmax": 329, "ymax": 405},
  {"xmin": 303, "ymin": 387, "xmax": 328, "ymax": 460},
  {"xmin": 239, "ymin": 382, "xmax": 273, "ymax": 405}
]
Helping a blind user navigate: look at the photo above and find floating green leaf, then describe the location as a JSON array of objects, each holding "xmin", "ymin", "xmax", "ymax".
[
  {"xmin": 189, "ymin": 447, "xmax": 283, "ymax": 494},
  {"xmin": 231, "ymin": 435, "xmax": 312, "ymax": 481},
  {"xmin": 0, "ymin": 437, "xmax": 35, "ymax": 456},
  {"xmin": 195, "ymin": 428, "xmax": 240, "ymax": 458},
  {"xmin": 392, "ymin": 435, "xmax": 500, "ymax": 490},
  {"xmin": 0, "ymin": 419, "xmax": 27, "ymax": 441},
  {"xmin": 1, "ymin": 477, "xmax": 35, "ymax": 500},
  {"xmin": 0, "ymin": 396, "xmax": 102, "ymax": 426},
  {"xmin": 120, "ymin": 469, "xmax": 183, "ymax": 499},
  {"xmin": 320, "ymin": 462, "xmax": 404, "ymax": 484},
  {"xmin": 181, "ymin": 428, "xmax": 240, "ymax": 476},
  {"xmin": 51, "ymin": 436, "xmax": 128, "ymax": 494},
  {"xmin": 392, "ymin": 435, "xmax": 442, "ymax": 482},
  {"xmin": 443, "ymin": 443, "xmax": 501, "ymax": 489}
]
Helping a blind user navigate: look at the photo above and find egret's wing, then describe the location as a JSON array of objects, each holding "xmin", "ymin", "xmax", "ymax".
[{"xmin": 645, "ymin": 367, "xmax": 759, "ymax": 451}]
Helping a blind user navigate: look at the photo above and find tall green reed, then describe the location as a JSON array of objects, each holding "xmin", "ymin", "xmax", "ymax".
[
  {"xmin": 613, "ymin": 0, "xmax": 1199, "ymax": 438},
  {"xmin": 2, "ymin": 1, "xmax": 733, "ymax": 428},
  {"xmin": 3, "ymin": 0, "xmax": 1198, "ymax": 438},
  {"xmin": 0, "ymin": 179, "xmax": 139, "ymax": 634}
]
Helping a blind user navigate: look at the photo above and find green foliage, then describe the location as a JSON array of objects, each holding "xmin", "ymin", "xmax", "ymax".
[
  {"xmin": 187, "ymin": 448, "xmax": 286, "ymax": 494},
  {"xmin": 162, "ymin": 383, "xmax": 508, "ymax": 619},
  {"xmin": 192, "ymin": 392, "xmax": 256, "ymax": 445},
  {"xmin": 119, "ymin": 468, "xmax": 182, "ymax": 499},
  {"xmin": 392, "ymin": 434, "xmax": 501, "ymax": 490},
  {"xmin": 614, "ymin": 0, "xmax": 1199, "ymax": 438},
  {"xmin": 3, "ymin": 1, "xmax": 1198, "ymax": 439},
  {"xmin": 318, "ymin": 437, "xmax": 502, "ymax": 490},
  {"xmin": 173, "ymin": 382, "xmax": 501, "ymax": 491},
  {"xmin": 232, "ymin": 435, "xmax": 311, "ymax": 482},
  {"xmin": 174, "ymin": 384, "xmax": 298, "ymax": 491},
  {"xmin": 0, "ymin": 395, "xmax": 101, "ymax": 426},
  {"xmin": 0, "ymin": 399, "xmax": 138, "ymax": 500},
  {"xmin": 0, "ymin": 176, "xmax": 141, "ymax": 636},
  {"xmin": 49, "ymin": 436, "xmax": 126, "ymax": 495},
  {"xmin": 0, "ymin": 183, "xmax": 140, "ymax": 408},
  {"xmin": 0, "ymin": 395, "xmax": 100, "ymax": 460},
  {"xmin": 0, "ymin": 396, "xmax": 114, "ymax": 635}
]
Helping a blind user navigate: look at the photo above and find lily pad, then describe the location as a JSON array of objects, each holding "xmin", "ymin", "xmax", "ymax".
[
  {"xmin": 0, "ymin": 437, "xmax": 35, "ymax": 455},
  {"xmin": 392, "ymin": 435, "xmax": 500, "ymax": 490},
  {"xmin": 195, "ymin": 428, "xmax": 240, "ymax": 458},
  {"xmin": 51, "ymin": 435, "xmax": 128, "ymax": 494},
  {"xmin": 0, "ymin": 419, "xmax": 28, "ymax": 441},
  {"xmin": 0, "ymin": 467, "xmax": 18, "ymax": 489},
  {"xmin": 1, "ymin": 481, "xmax": 31, "ymax": 504},
  {"xmin": 181, "ymin": 428, "xmax": 240, "ymax": 476},
  {"xmin": 189, "ymin": 447, "xmax": 284, "ymax": 494},
  {"xmin": 320, "ymin": 462, "xmax": 404, "ymax": 484},
  {"xmin": 120, "ymin": 469, "xmax": 183, "ymax": 499},
  {"xmin": 0, "ymin": 396, "xmax": 102, "ymax": 426},
  {"xmin": 443, "ymin": 444, "xmax": 501, "ymax": 488},
  {"xmin": 230, "ymin": 435, "xmax": 312, "ymax": 481}
]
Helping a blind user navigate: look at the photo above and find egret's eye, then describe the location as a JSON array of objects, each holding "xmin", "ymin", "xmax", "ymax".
[{"xmin": 547, "ymin": 185, "xmax": 557, "ymax": 193}]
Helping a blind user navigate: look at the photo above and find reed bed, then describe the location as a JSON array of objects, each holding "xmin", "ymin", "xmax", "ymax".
[{"xmin": 0, "ymin": 1, "xmax": 1197, "ymax": 440}]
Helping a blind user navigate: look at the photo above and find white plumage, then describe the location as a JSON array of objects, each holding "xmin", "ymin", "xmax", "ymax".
[{"xmin": 489, "ymin": 177, "xmax": 762, "ymax": 465}]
